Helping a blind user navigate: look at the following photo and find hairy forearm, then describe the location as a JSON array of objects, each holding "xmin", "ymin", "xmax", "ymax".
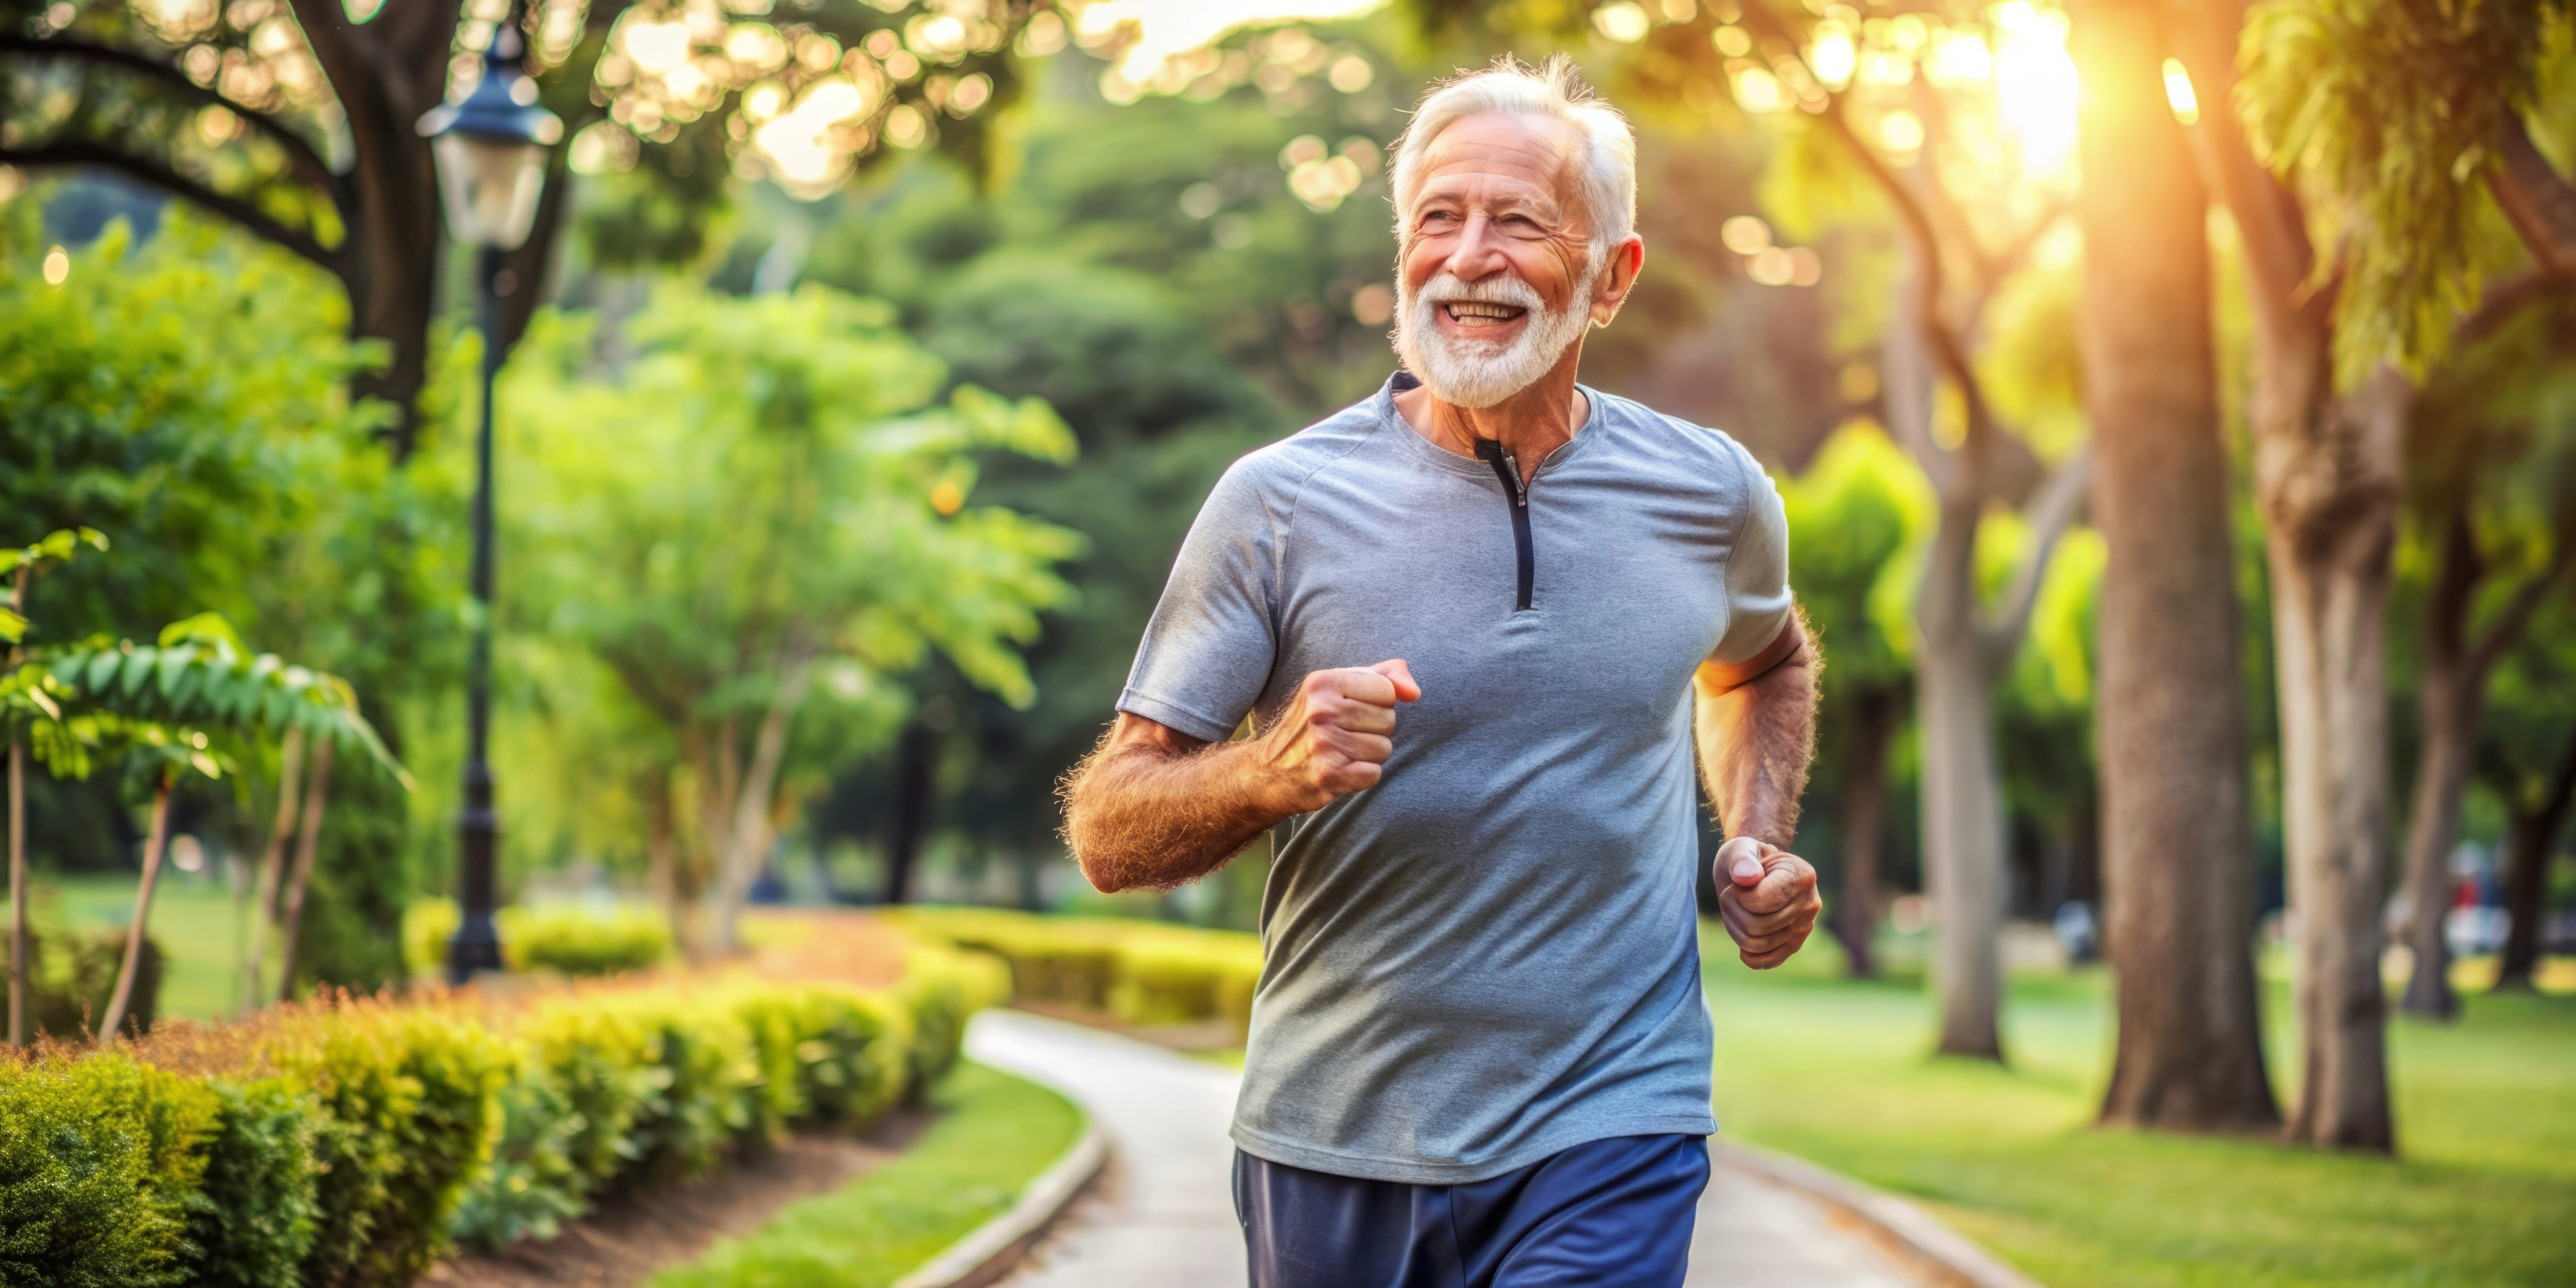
[
  {"xmin": 1059, "ymin": 728, "xmax": 1284, "ymax": 893},
  {"xmin": 1694, "ymin": 618, "xmax": 1820, "ymax": 848}
]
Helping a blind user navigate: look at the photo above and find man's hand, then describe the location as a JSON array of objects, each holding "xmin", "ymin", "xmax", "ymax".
[
  {"xmin": 1715, "ymin": 835, "xmax": 1821, "ymax": 969},
  {"xmin": 1253, "ymin": 660, "xmax": 1422, "ymax": 814}
]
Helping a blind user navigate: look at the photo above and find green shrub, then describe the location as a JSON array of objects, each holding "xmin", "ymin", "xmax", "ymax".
[
  {"xmin": 894, "ymin": 906, "xmax": 1265, "ymax": 1039},
  {"xmin": 0, "ymin": 1051, "xmax": 213, "ymax": 1288},
  {"xmin": 612, "ymin": 991, "xmax": 756, "ymax": 1187},
  {"xmin": 0, "ymin": 930, "xmax": 992, "ymax": 1285},
  {"xmin": 182, "ymin": 1078, "xmax": 319, "ymax": 1288},
  {"xmin": 405, "ymin": 899, "xmax": 675, "ymax": 979},
  {"xmin": 447, "ymin": 1064, "xmax": 584, "ymax": 1252},
  {"xmin": 1110, "ymin": 937, "xmax": 1263, "ymax": 1033},
  {"xmin": 501, "ymin": 903, "xmax": 674, "ymax": 977},
  {"xmin": 512, "ymin": 996, "xmax": 659, "ymax": 1191},
  {"xmin": 261, "ymin": 1001, "xmax": 510, "ymax": 1288}
]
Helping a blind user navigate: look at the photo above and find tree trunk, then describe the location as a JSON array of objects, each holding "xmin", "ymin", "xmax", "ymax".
[
  {"xmin": 706, "ymin": 695, "xmax": 798, "ymax": 955},
  {"xmin": 7, "ymin": 734, "xmax": 23, "ymax": 1048},
  {"xmin": 1832, "ymin": 686, "xmax": 1902, "ymax": 979},
  {"xmin": 2397, "ymin": 614, "xmax": 2479, "ymax": 1017},
  {"xmin": 2266, "ymin": 369, "xmax": 2406, "ymax": 1151},
  {"xmin": 882, "ymin": 717, "xmax": 945, "ymax": 907},
  {"xmin": 1918, "ymin": 500, "xmax": 2008, "ymax": 1060},
  {"xmin": 2175, "ymin": 0, "xmax": 2401, "ymax": 1153},
  {"xmin": 243, "ymin": 727, "xmax": 304, "ymax": 1017},
  {"xmin": 2075, "ymin": 0, "xmax": 2279, "ymax": 1132},
  {"xmin": 98, "ymin": 777, "xmax": 172, "ymax": 1042},
  {"xmin": 274, "ymin": 736, "xmax": 333, "ymax": 1002},
  {"xmin": 2496, "ymin": 725, "xmax": 2576, "ymax": 989}
]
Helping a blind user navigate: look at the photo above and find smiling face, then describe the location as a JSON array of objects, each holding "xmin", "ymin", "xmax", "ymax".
[{"xmin": 1391, "ymin": 111, "xmax": 1638, "ymax": 408}]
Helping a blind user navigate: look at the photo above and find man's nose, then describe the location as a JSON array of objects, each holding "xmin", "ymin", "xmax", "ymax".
[{"xmin": 1441, "ymin": 213, "xmax": 1514, "ymax": 281}]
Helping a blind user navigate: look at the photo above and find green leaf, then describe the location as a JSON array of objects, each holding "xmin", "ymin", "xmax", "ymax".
[
  {"xmin": 0, "ymin": 608, "xmax": 24, "ymax": 645},
  {"xmin": 118, "ymin": 647, "xmax": 156, "ymax": 700},
  {"xmin": 84, "ymin": 650, "xmax": 124, "ymax": 697},
  {"xmin": 158, "ymin": 611, "xmax": 246, "ymax": 653}
]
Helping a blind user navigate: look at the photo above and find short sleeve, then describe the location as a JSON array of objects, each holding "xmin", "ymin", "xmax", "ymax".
[
  {"xmin": 1116, "ymin": 459, "xmax": 1282, "ymax": 743},
  {"xmin": 1710, "ymin": 442, "xmax": 1793, "ymax": 665}
]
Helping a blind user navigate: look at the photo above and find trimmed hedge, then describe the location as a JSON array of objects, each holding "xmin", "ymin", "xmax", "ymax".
[
  {"xmin": 402, "ymin": 899, "xmax": 674, "ymax": 980},
  {"xmin": 890, "ymin": 907, "xmax": 1264, "ymax": 1039},
  {"xmin": 0, "ymin": 930, "xmax": 1003, "ymax": 1287}
]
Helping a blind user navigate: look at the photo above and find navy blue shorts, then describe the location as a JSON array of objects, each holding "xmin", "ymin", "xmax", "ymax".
[{"xmin": 1233, "ymin": 1134, "xmax": 1709, "ymax": 1288}]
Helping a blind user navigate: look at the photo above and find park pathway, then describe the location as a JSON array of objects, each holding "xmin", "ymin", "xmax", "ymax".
[{"xmin": 966, "ymin": 1009, "xmax": 1948, "ymax": 1288}]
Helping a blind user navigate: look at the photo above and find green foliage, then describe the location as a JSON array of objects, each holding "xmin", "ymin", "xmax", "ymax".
[
  {"xmin": 402, "ymin": 900, "xmax": 677, "ymax": 980},
  {"xmin": 447, "ymin": 1064, "xmax": 586, "ymax": 1252},
  {"xmin": 0, "ymin": 936, "xmax": 995, "ymax": 1284},
  {"xmin": 2241, "ymin": 0, "xmax": 2571, "ymax": 374},
  {"xmin": 893, "ymin": 907, "xmax": 1261, "ymax": 1039},
  {"xmin": 0, "ymin": 924, "xmax": 164, "ymax": 1040},
  {"xmin": 182, "ymin": 1078, "xmax": 320, "ymax": 1288},
  {"xmin": 494, "ymin": 283, "xmax": 1082, "ymax": 911},
  {"xmin": 257, "ymin": 1001, "xmax": 511, "ymax": 1288},
  {"xmin": 0, "ymin": 1051, "xmax": 213, "ymax": 1288},
  {"xmin": 41, "ymin": 620, "xmax": 407, "ymax": 788}
]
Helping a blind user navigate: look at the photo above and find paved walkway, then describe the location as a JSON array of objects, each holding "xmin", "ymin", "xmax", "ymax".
[{"xmin": 966, "ymin": 1009, "xmax": 1940, "ymax": 1288}]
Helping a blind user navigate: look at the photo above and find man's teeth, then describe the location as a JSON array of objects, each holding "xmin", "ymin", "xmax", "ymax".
[{"xmin": 1444, "ymin": 301, "xmax": 1526, "ymax": 322}]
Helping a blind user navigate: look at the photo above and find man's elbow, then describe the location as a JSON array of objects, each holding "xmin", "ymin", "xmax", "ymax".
[{"xmin": 1698, "ymin": 614, "xmax": 1814, "ymax": 697}]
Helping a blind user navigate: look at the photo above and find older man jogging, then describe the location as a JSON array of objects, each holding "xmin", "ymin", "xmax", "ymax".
[{"xmin": 1060, "ymin": 55, "xmax": 1823, "ymax": 1288}]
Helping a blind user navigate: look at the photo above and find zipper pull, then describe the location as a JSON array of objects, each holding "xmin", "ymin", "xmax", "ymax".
[{"xmin": 1503, "ymin": 453, "xmax": 1525, "ymax": 504}]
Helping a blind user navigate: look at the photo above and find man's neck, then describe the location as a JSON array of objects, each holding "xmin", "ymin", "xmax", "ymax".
[{"xmin": 1392, "ymin": 344, "xmax": 1589, "ymax": 484}]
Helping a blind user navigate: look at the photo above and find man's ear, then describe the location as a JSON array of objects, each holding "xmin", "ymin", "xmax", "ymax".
[{"xmin": 1591, "ymin": 236, "xmax": 1646, "ymax": 328}]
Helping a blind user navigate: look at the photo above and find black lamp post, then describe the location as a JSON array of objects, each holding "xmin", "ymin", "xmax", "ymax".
[{"xmin": 419, "ymin": 28, "xmax": 559, "ymax": 985}]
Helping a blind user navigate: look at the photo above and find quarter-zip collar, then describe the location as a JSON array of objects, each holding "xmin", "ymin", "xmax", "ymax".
[{"xmin": 1380, "ymin": 372, "xmax": 1605, "ymax": 613}]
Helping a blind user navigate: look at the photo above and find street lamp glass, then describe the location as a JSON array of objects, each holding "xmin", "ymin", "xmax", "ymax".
[{"xmin": 433, "ymin": 133, "xmax": 549, "ymax": 250}]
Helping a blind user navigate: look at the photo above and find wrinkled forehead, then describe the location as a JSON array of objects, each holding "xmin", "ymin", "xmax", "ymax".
[{"xmin": 1406, "ymin": 111, "xmax": 1587, "ymax": 221}]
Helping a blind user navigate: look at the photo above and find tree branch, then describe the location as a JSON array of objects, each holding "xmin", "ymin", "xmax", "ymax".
[
  {"xmin": 1738, "ymin": 0, "xmax": 2013, "ymax": 467},
  {"xmin": 2468, "ymin": 558, "xmax": 2566, "ymax": 680},
  {"xmin": 1979, "ymin": 444, "xmax": 2093, "ymax": 675},
  {"xmin": 2171, "ymin": 1, "xmax": 2319, "ymax": 323},
  {"xmin": 0, "ymin": 140, "xmax": 344, "ymax": 276},
  {"xmin": 2456, "ymin": 267, "xmax": 2574, "ymax": 346},
  {"xmin": 2491, "ymin": 113, "xmax": 2576, "ymax": 276},
  {"xmin": 0, "ymin": 35, "xmax": 341, "ymax": 192}
]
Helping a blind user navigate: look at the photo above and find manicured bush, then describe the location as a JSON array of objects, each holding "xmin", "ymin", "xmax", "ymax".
[
  {"xmin": 183, "ymin": 1078, "xmax": 320, "ymax": 1288},
  {"xmin": 261, "ymin": 1000, "xmax": 512, "ymax": 1288},
  {"xmin": 0, "ymin": 920, "xmax": 987, "ymax": 1286},
  {"xmin": 404, "ymin": 898, "xmax": 674, "ymax": 980},
  {"xmin": 893, "ymin": 906, "xmax": 1264, "ymax": 1039},
  {"xmin": 0, "ymin": 1051, "xmax": 213, "ymax": 1288}
]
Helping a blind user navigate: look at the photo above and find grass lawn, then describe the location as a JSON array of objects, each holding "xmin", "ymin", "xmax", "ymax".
[
  {"xmin": 1705, "ymin": 926, "xmax": 2576, "ymax": 1287},
  {"xmin": 654, "ymin": 1061, "xmax": 1085, "ymax": 1288},
  {"xmin": 43, "ymin": 870, "xmax": 246, "ymax": 1021}
]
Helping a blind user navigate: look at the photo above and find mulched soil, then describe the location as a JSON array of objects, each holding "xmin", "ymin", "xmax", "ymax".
[{"xmin": 422, "ymin": 1107, "xmax": 933, "ymax": 1288}]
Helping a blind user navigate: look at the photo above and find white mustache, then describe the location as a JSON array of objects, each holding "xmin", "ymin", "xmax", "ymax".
[{"xmin": 1420, "ymin": 272, "xmax": 1544, "ymax": 312}]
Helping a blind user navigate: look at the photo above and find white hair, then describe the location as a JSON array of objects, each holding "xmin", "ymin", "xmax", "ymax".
[{"xmin": 1388, "ymin": 54, "xmax": 1637, "ymax": 254}]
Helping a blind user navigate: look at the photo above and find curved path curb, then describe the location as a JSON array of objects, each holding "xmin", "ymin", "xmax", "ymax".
[
  {"xmin": 890, "ymin": 1102, "xmax": 1109, "ymax": 1288},
  {"xmin": 1710, "ymin": 1141, "xmax": 2046, "ymax": 1288}
]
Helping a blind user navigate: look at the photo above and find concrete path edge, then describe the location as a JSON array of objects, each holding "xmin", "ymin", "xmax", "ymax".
[
  {"xmin": 1710, "ymin": 1141, "xmax": 2045, "ymax": 1288},
  {"xmin": 891, "ymin": 1120, "xmax": 1110, "ymax": 1288}
]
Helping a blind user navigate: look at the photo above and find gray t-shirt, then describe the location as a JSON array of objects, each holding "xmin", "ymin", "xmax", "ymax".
[{"xmin": 1118, "ymin": 372, "xmax": 1792, "ymax": 1184}]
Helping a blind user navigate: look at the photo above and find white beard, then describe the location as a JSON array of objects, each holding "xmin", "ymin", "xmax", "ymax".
[{"xmin": 1392, "ymin": 257, "xmax": 1601, "ymax": 409}]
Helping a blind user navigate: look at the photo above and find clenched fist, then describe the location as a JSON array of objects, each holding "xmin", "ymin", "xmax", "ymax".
[
  {"xmin": 1715, "ymin": 835, "xmax": 1821, "ymax": 969},
  {"xmin": 1253, "ymin": 660, "xmax": 1422, "ymax": 814}
]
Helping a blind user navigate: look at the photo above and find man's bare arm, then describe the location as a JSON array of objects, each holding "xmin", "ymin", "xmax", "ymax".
[
  {"xmin": 1059, "ymin": 661, "xmax": 1421, "ymax": 893},
  {"xmin": 1693, "ymin": 611, "xmax": 1824, "ymax": 968},
  {"xmin": 1693, "ymin": 611, "xmax": 1818, "ymax": 848}
]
